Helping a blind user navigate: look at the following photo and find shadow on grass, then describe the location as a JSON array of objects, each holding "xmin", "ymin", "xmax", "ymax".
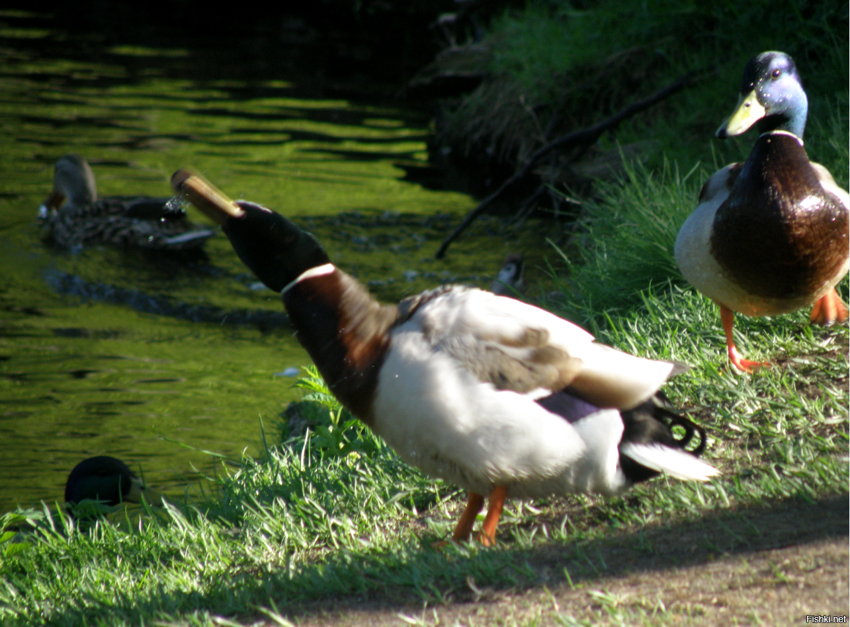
[
  {"xmin": 283, "ymin": 493, "xmax": 848, "ymax": 620},
  {"xmin": 43, "ymin": 493, "xmax": 846, "ymax": 625}
]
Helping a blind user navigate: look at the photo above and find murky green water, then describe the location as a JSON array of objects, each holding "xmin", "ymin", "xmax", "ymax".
[{"xmin": 0, "ymin": 10, "xmax": 552, "ymax": 513}]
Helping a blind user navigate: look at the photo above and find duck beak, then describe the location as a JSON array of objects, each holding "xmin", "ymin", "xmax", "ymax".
[
  {"xmin": 716, "ymin": 89, "xmax": 765, "ymax": 138},
  {"xmin": 124, "ymin": 476, "xmax": 146, "ymax": 503},
  {"xmin": 125, "ymin": 477, "xmax": 163, "ymax": 507},
  {"xmin": 171, "ymin": 168, "xmax": 244, "ymax": 225}
]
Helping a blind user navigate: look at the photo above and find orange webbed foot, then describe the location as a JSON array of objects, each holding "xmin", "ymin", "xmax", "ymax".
[
  {"xmin": 810, "ymin": 289, "xmax": 849, "ymax": 326},
  {"xmin": 728, "ymin": 345, "xmax": 771, "ymax": 373},
  {"xmin": 721, "ymin": 305, "xmax": 770, "ymax": 373}
]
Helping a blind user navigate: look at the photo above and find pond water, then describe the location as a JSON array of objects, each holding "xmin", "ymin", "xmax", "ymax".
[{"xmin": 0, "ymin": 9, "xmax": 553, "ymax": 513}]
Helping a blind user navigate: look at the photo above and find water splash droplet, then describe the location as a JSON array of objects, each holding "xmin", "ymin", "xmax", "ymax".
[{"xmin": 164, "ymin": 194, "xmax": 186, "ymax": 214}]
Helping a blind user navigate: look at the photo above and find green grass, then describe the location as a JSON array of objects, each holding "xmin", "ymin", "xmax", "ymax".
[
  {"xmin": 1, "ymin": 2, "xmax": 847, "ymax": 625},
  {"xmin": 439, "ymin": 0, "xmax": 848, "ymax": 179},
  {"xmin": 549, "ymin": 158, "xmax": 702, "ymax": 319},
  {"xmin": 1, "ymin": 297, "xmax": 846, "ymax": 626},
  {"xmin": 486, "ymin": 0, "xmax": 847, "ymax": 98},
  {"xmin": 552, "ymin": 83, "xmax": 848, "ymax": 320}
]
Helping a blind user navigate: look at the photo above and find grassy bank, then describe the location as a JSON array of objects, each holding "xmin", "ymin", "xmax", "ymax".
[
  {"xmin": 1, "ymin": 288, "xmax": 846, "ymax": 625},
  {"xmin": 2, "ymin": 1, "xmax": 848, "ymax": 625},
  {"xmin": 431, "ymin": 0, "xmax": 847, "ymax": 210}
]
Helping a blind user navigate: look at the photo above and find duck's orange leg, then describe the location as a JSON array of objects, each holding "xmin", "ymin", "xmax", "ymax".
[
  {"xmin": 451, "ymin": 491, "xmax": 485, "ymax": 543},
  {"xmin": 810, "ymin": 288, "xmax": 848, "ymax": 326},
  {"xmin": 720, "ymin": 305, "xmax": 770, "ymax": 373},
  {"xmin": 476, "ymin": 485, "xmax": 508, "ymax": 547}
]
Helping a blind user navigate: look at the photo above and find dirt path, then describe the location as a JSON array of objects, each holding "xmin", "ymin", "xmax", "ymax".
[{"xmin": 282, "ymin": 495, "xmax": 848, "ymax": 626}]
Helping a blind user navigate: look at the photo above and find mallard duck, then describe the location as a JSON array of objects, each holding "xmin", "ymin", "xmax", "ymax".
[
  {"xmin": 173, "ymin": 169, "xmax": 718, "ymax": 546},
  {"xmin": 490, "ymin": 253, "xmax": 524, "ymax": 296},
  {"xmin": 38, "ymin": 155, "xmax": 215, "ymax": 251},
  {"xmin": 65, "ymin": 456, "xmax": 149, "ymax": 509},
  {"xmin": 675, "ymin": 52, "xmax": 849, "ymax": 373}
]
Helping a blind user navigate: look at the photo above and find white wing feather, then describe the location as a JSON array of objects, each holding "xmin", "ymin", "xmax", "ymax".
[
  {"xmin": 417, "ymin": 288, "xmax": 679, "ymax": 408},
  {"xmin": 619, "ymin": 442, "xmax": 720, "ymax": 482}
]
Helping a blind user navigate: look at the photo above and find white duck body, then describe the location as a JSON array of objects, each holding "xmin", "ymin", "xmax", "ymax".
[
  {"xmin": 373, "ymin": 289, "xmax": 607, "ymax": 498},
  {"xmin": 351, "ymin": 283, "xmax": 708, "ymax": 499},
  {"xmin": 174, "ymin": 184, "xmax": 719, "ymax": 544}
]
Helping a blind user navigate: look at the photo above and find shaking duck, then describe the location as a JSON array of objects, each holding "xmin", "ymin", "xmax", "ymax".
[
  {"xmin": 174, "ymin": 170, "xmax": 718, "ymax": 546},
  {"xmin": 675, "ymin": 52, "xmax": 849, "ymax": 372},
  {"xmin": 65, "ymin": 456, "xmax": 156, "ymax": 516},
  {"xmin": 38, "ymin": 155, "xmax": 215, "ymax": 251}
]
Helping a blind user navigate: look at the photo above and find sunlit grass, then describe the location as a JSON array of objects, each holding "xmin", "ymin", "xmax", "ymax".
[
  {"xmin": 550, "ymin": 158, "xmax": 703, "ymax": 321},
  {"xmin": 1, "ymin": 2, "xmax": 847, "ymax": 625},
  {"xmin": 1, "ymin": 289, "xmax": 846, "ymax": 626}
]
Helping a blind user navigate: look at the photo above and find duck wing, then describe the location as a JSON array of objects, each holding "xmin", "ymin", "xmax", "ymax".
[
  {"xmin": 73, "ymin": 198, "xmax": 215, "ymax": 250},
  {"xmin": 399, "ymin": 286, "xmax": 681, "ymax": 409},
  {"xmin": 810, "ymin": 161, "xmax": 850, "ymax": 211}
]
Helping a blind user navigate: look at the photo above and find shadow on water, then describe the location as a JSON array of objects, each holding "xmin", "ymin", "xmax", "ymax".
[
  {"xmin": 44, "ymin": 269, "xmax": 291, "ymax": 330},
  {"xmin": 0, "ymin": 5, "xmax": 558, "ymax": 513}
]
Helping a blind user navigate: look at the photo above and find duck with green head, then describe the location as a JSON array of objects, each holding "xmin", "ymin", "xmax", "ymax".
[
  {"xmin": 172, "ymin": 169, "xmax": 718, "ymax": 546},
  {"xmin": 675, "ymin": 51, "xmax": 849, "ymax": 372},
  {"xmin": 64, "ymin": 456, "xmax": 158, "ymax": 518},
  {"xmin": 38, "ymin": 155, "xmax": 215, "ymax": 251}
]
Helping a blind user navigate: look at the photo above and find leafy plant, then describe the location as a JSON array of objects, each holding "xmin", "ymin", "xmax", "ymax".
[
  {"xmin": 285, "ymin": 365, "xmax": 384, "ymax": 457},
  {"xmin": 0, "ymin": 511, "xmax": 42, "ymax": 561}
]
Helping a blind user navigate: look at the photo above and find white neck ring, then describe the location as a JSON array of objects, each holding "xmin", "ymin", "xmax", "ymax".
[{"xmin": 281, "ymin": 263, "xmax": 336, "ymax": 295}]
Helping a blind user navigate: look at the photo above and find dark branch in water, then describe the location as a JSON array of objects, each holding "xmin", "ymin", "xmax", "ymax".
[{"xmin": 435, "ymin": 68, "xmax": 712, "ymax": 259}]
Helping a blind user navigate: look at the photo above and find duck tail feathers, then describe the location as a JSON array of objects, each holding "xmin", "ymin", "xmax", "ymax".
[{"xmin": 619, "ymin": 442, "xmax": 720, "ymax": 482}]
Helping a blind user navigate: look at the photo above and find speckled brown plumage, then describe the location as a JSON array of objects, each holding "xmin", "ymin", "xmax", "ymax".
[{"xmin": 39, "ymin": 155, "xmax": 214, "ymax": 251}]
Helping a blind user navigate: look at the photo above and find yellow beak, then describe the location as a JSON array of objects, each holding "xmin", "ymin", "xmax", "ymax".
[{"xmin": 716, "ymin": 89, "xmax": 766, "ymax": 138}]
